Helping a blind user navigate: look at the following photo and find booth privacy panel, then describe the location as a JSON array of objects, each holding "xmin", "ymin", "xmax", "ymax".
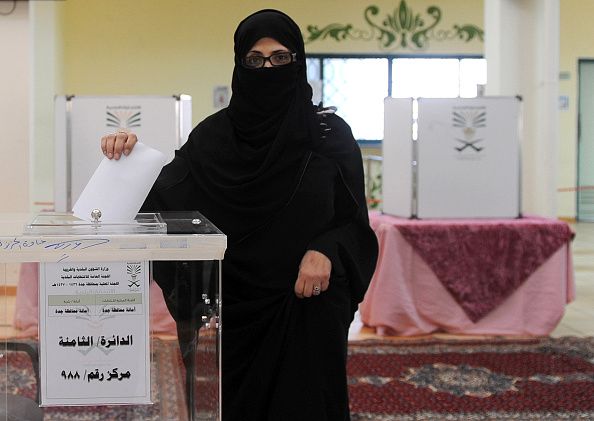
[{"xmin": 382, "ymin": 98, "xmax": 414, "ymax": 218}]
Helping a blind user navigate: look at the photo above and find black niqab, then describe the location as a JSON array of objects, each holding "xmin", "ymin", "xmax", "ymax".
[
  {"xmin": 179, "ymin": 9, "xmax": 317, "ymax": 243},
  {"xmin": 229, "ymin": 9, "xmax": 312, "ymax": 143}
]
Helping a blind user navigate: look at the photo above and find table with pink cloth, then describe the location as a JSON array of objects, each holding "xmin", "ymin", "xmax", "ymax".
[
  {"xmin": 359, "ymin": 212, "xmax": 575, "ymax": 336},
  {"xmin": 13, "ymin": 262, "xmax": 176, "ymax": 337}
]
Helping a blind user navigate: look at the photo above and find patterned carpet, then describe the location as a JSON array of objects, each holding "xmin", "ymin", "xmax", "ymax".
[
  {"xmin": 1, "ymin": 339, "xmax": 192, "ymax": 420},
  {"xmin": 348, "ymin": 337, "xmax": 594, "ymax": 420},
  {"xmin": 3, "ymin": 336, "xmax": 594, "ymax": 420}
]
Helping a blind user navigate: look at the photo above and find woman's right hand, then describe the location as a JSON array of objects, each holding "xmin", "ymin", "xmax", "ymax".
[{"xmin": 101, "ymin": 131, "xmax": 138, "ymax": 160}]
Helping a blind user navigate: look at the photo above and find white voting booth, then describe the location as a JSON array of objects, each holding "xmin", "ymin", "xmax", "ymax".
[
  {"xmin": 383, "ymin": 97, "xmax": 522, "ymax": 219},
  {"xmin": 54, "ymin": 95, "xmax": 192, "ymax": 212}
]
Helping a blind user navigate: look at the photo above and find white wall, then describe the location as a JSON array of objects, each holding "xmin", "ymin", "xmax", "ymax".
[
  {"xmin": 0, "ymin": 1, "xmax": 29, "ymax": 212},
  {"xmin": 30, "ymin": 1, "xmax": 63, "ymax": 212}
]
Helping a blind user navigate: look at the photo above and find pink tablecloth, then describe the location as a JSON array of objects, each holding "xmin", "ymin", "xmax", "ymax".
[
  {"xmin": 13, "ymin": 262, "xmax": 176, "ymax": 338},
  {"xmin": 359, "ymin": 212, "xmax": 575, "ymax": 336}
]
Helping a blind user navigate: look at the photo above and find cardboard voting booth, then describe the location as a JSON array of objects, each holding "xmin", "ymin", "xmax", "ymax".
[
  {"xmin": 54, "ymin": 95, "xmax": 192, "ymax": 212},
  {"xmin": 383, "ymin": 97, "xmax": 522, "ymax": 219}
]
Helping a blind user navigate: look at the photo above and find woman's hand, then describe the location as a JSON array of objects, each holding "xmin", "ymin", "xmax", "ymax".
[
  {"xmin": 101, "ymin": 131, "xmax": 138, "ymax": 160},
  {"xmin": 294, "ymin": 250, "xmax": 331, "ymax": 298}
]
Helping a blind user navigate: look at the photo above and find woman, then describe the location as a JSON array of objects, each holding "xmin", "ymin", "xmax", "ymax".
[{"xmin": 101, "ymin": 9, "xmax": 378, "ymax": 421}]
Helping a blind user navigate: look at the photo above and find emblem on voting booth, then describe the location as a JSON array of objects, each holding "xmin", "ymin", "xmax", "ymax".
[
  {"xmin": 106, "ymin": 106, "xmax": 142, "ymax": 130},
  {"xmin": 452, "ymin": 109, "xmax": 486, "ymax": 153}
]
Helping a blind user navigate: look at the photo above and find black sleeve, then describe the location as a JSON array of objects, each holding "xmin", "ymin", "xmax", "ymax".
[
  {"xmin": 140, "ymin": 151, "xmax": 212, "ymax": 323},
  {"xmin": 140, "ymin": 151, "xmax": 193, "ymax": 213},
  {"xmin": 307, "ymin": 115, "xmax": 378, "ymax": 306}
]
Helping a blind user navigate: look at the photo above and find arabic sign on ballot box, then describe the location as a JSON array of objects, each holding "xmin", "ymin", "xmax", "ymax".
[{"xmin": 39, "ymin": 260, "xmax": 150, "ymax": 406}]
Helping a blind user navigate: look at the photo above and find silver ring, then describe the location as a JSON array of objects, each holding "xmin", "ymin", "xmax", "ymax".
[{"xmin": 312, "ymin": 285, "xmax": 321, "ymax": 295}]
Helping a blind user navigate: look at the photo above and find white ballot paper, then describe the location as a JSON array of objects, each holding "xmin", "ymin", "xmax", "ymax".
[{"xmin": 73, "ymin": 142, "xmax": 166, "ymax": 222}]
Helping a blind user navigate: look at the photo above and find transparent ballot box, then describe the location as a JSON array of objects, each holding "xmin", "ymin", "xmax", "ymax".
[{"xmin": 0, "ymin": 212, "xmax": 226, "ymax": 421}]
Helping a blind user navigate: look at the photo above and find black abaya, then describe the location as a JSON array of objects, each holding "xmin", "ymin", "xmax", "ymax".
[
  {"xmin": 142, "ymin": 9, "xmax": 378, "ymax": 420},
  {"xmin": 143, "ymin": 110, "xmax": 377, "ymax": 420}
]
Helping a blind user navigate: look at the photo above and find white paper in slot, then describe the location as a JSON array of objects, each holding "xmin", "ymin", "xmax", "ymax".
[{"xmin": 73, "ymin": 142, "xmax": 166, "ymax": 222}]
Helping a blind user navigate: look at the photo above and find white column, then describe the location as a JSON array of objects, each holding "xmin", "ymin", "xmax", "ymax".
[
  {"xmin": 0, "ymin": 1, "xmax": 30, "ymax": 212},
  {"xmin": 485, "ymin": 0, "xmax": 560, "ymax": 217},
  {"xmin": 30, "ymin": 1, "xmax": 64, "ymax": 212}
]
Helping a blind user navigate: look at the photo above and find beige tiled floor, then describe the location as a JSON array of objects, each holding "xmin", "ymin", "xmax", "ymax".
[
  {"xmin": 1, "ymin": 222, "xmax": 593, "ymax": 340},
  {"xmin": 549, "ymin": 221, "xmax": 594, "ymax": 337}
]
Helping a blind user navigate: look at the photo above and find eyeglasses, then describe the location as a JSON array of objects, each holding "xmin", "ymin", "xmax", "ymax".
[{"xmin": 242, "ymin": 52, "xmax": 297, "ymax": 69}]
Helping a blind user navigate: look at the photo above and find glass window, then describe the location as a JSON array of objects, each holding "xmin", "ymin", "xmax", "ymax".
[
  {"xmin": 305, "ymin": 56, "xmax": 487, "ymax": 142},
  {"xmin": 321, "ymin": 58, "xmax": 388, "ymax": 141},
  {"xmin": 392, "ymin": 58, "xmax": 460, "ymax": 98},
  {"xmin": 460, "ymin": 58, "xmax": 487, "ymax": 98},
  {"xmin": 306, "ymin": 58, "xmax": 321, "ymax": 81}
]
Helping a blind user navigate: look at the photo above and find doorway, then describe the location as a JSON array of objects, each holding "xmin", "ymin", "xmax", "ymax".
[{"xmin": 578, "ymin": 60, "xmax": 594, "ymax": 221}]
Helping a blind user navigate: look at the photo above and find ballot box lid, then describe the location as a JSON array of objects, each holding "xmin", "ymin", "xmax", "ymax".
[{"xmin": 0, "ymin": 212, "xmax": 226, "ymax": 263}]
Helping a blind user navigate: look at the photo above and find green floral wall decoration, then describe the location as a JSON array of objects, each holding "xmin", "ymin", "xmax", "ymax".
[{"xmin": 305, "ymin": 0, "xmax": 483, "ymax": 50}]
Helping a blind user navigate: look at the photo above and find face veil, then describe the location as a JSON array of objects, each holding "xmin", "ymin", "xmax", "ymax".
[
  {"xmin": 228, "ymin": 9, "xmax": 313, "ymax": 147},
  {"xmin": 179, "ymin": 9, "xmax": 318, "ymax": 243}
]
